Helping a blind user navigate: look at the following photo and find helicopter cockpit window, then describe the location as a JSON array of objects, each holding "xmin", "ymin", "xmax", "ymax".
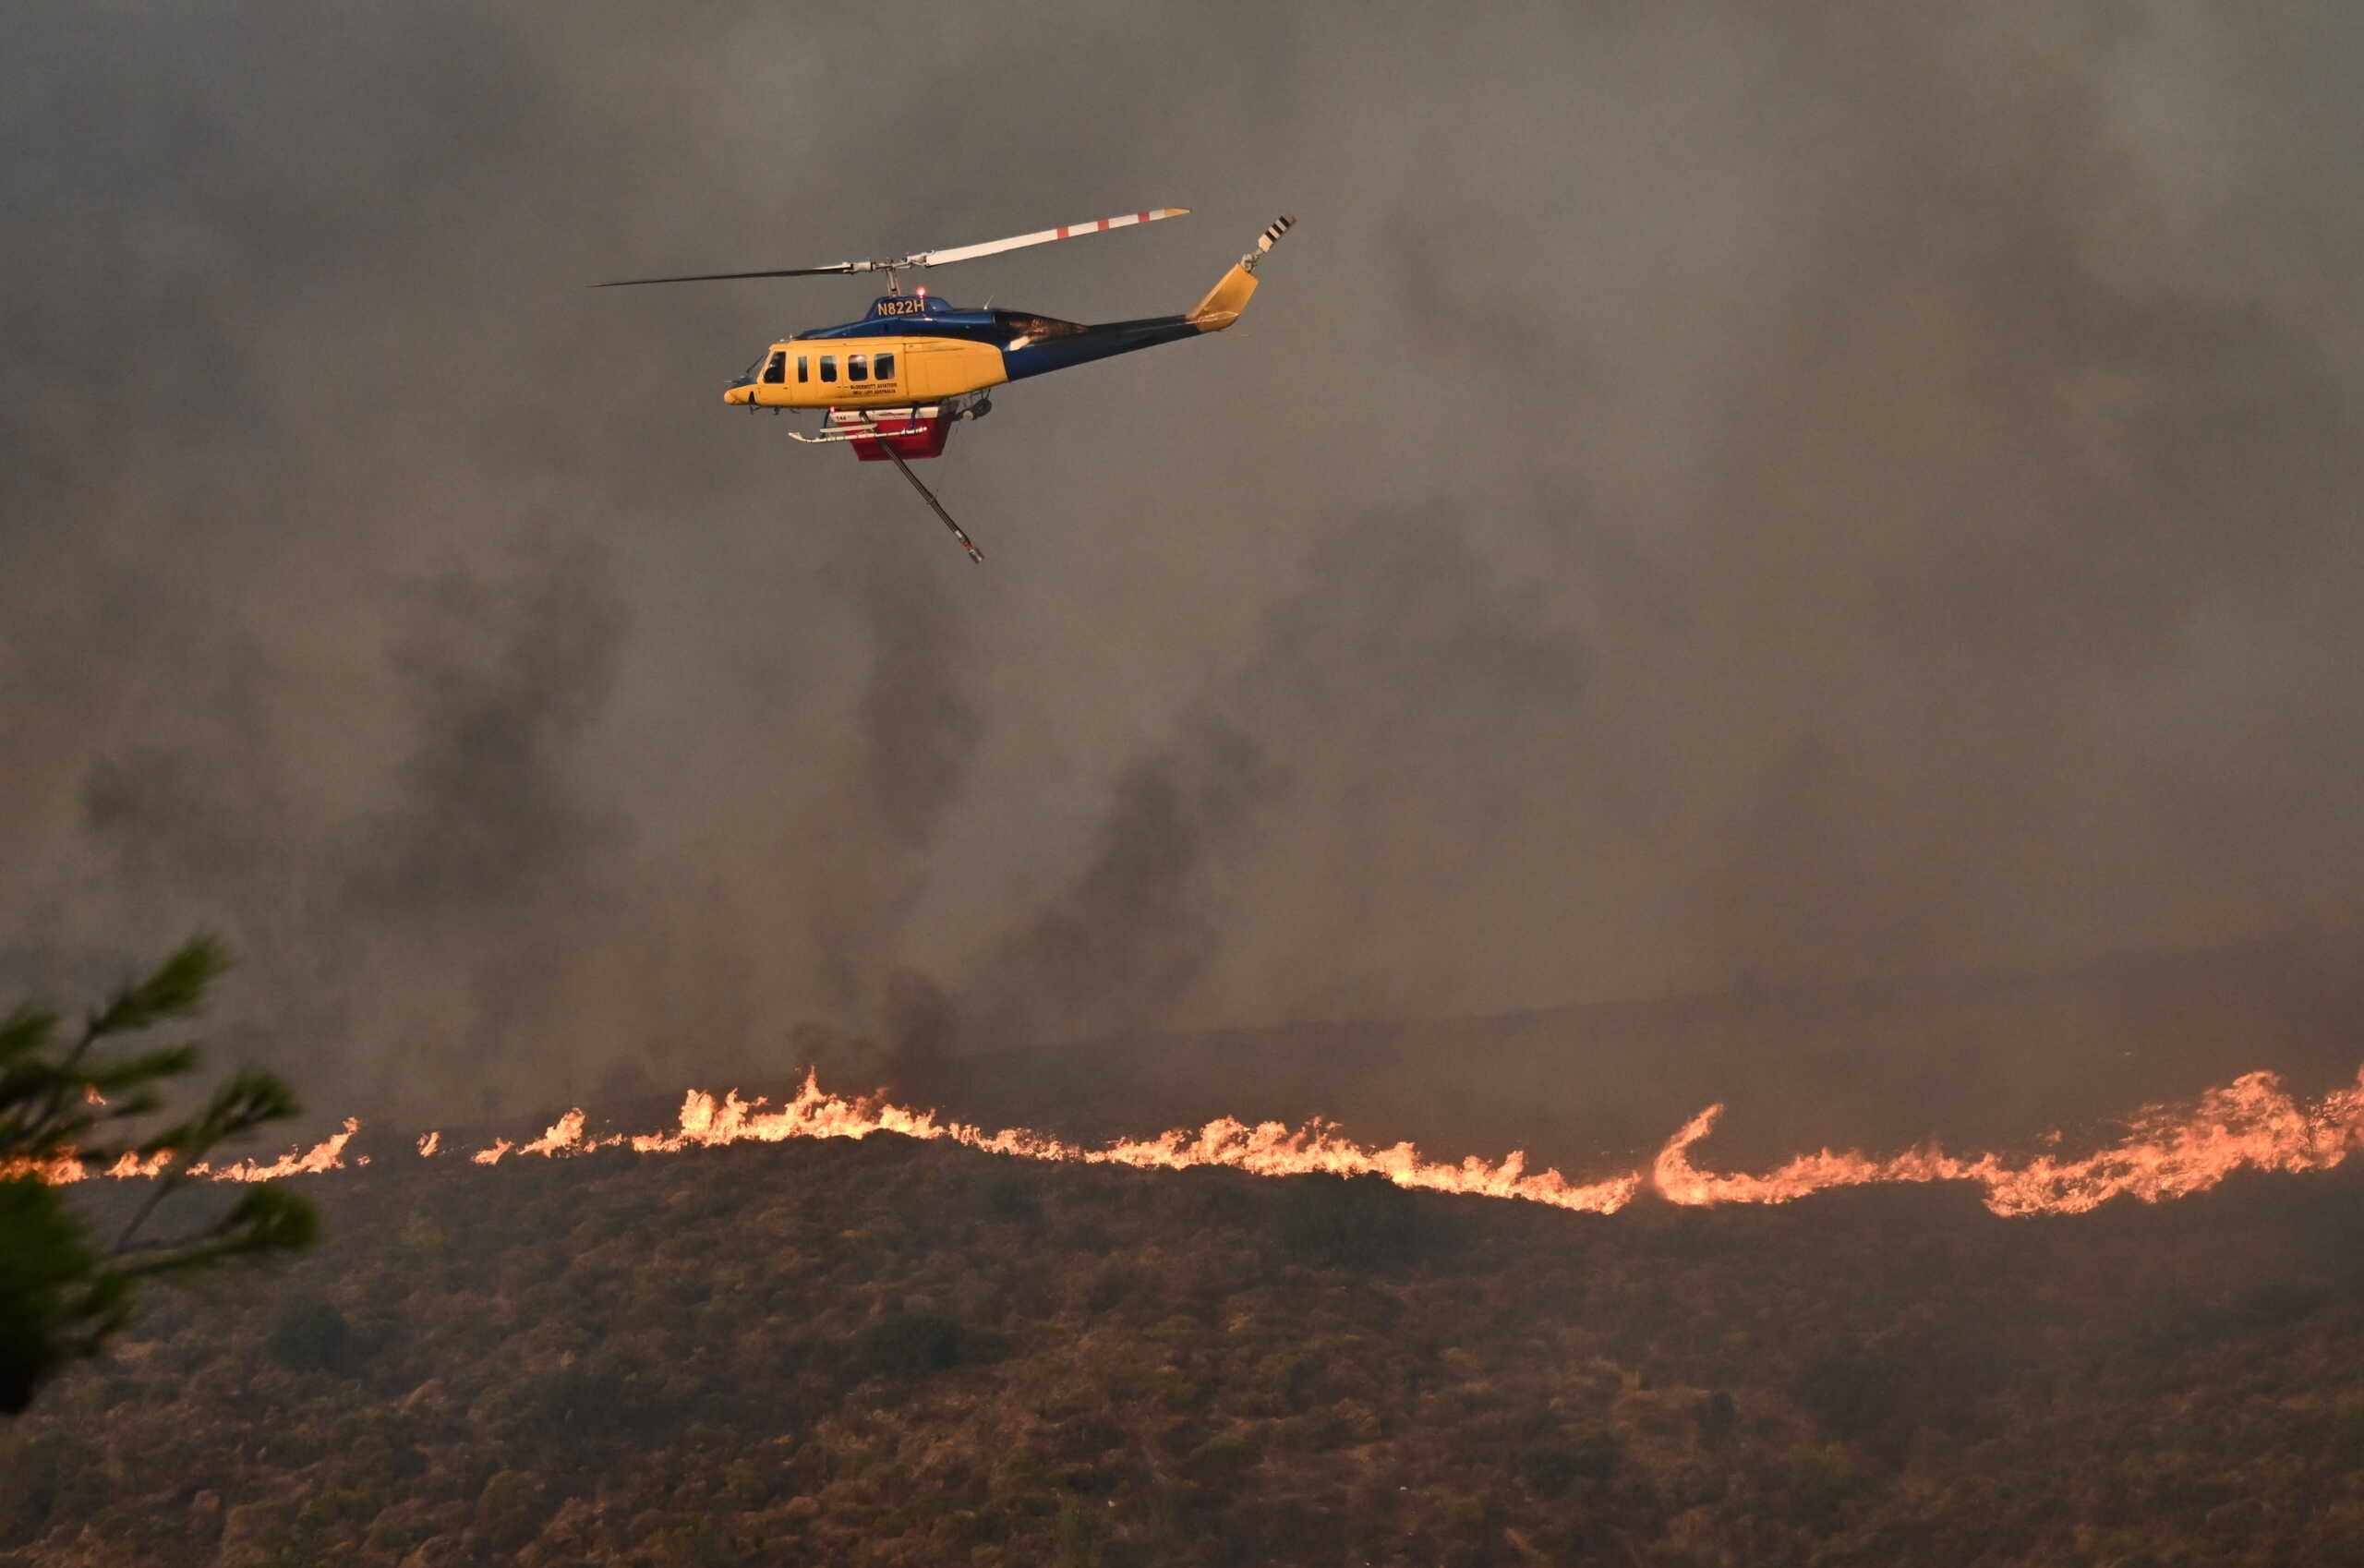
[
  {"xmin": 761, "ymin": 350, "xmax": 788, "ymax": 385},
  {"xmin": 848, "ymin": 353, "xmax": 869, "ymax": 383},
  {"xmin": 874, "ymin": 352, "xmax": 896, "ymax": 380},
  {"xmin": 819, "ymin": 355, "xmax": 838, "ymax": 383}
]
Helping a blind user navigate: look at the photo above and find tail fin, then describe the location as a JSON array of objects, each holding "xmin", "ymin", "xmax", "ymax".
[{"xmin": 1188, "ymin": 213, "xmax": 1296, "ymax": 332}]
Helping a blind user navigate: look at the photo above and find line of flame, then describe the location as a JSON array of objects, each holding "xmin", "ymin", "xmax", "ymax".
[
  {"xmin": 14, "ymin": 1067, "xmax": 2363, "ymax": 1219},
  {"xmin": 11, "ymin": 1118, "xmax": 363, "ymax": 1187},
  {"xmin": 615, "ymin": 1083, "xmax": 1646, "ymax": 1212},
  {"xmin": 1651, "ymin": 1068, "xmax": 2364, "ymax": 1214},
  {"xmin": 453, "ymin": 1064, "xmax": 2364, "ymax": 1218},
  {"xmin": 445, "ymin": 1090, "xmax": 1637, "ymax": 1212}
]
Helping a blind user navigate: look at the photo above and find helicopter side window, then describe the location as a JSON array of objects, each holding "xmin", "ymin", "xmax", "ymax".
[
  {"xmin": 819, "ymin": 355, "xmax": 838, "ymax": 384},
  {"xmin": 797, "ymin": 356, "xmax": 809, "ymax": 383},
  {"xmin": 761, "ymin": 350, "xmax": 787, "ymax": 385},
  {"xmin": 848, "ymin": 353, "xmax": 869, "ymax": 383},
  {"xmin": 874, "ymin": 352, "xmax": 896, "ymax": 380}
]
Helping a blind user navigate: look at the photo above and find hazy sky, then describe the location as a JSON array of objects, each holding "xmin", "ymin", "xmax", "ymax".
[{"xmin": 4, "ymin": 3, "xmax": 2359, "ymax": 1114}]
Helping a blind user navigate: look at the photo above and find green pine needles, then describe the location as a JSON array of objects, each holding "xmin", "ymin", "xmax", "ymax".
[{"xmin": 1, "ymin": 936, "xmax": 318, "ymax": 1414}]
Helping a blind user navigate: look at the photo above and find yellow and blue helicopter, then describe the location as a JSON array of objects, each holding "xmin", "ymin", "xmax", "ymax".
[{"xmin": 598, "ymin": 209, "xmax": 1295, "ymax": 560}]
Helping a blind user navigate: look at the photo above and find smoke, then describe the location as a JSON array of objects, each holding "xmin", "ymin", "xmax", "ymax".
[
  {"xmin": 343, "ymin": 528, "xmax": 625, "ymax": 929},
  {"xmin": 856, "ymin": 567, "xmax": 987, "ymax": 855},
  {"xmin": 3, "ymin": 3, "xmax": 2361, "ymax": 1128},
  {"xmin": 979, "ymin": 711, "xmax": 1269, "ymax": 1038},
  {"xmin": 965, "ymin": 515, "xmax": 1592, "ymax": 1043}
]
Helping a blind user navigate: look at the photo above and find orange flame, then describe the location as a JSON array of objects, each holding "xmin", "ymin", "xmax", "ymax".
[
  {"xmin": 15, "ymin": 1067, "xmax": 2363, "ymax": 1220},
  {"xmin": 195, "ymin": 1118, "xmax": 362, "ymax": 1183},
  {"xmin": 6, "ymin": 1152, "xmax": 89, "ymax": 1185},
  {"xmin": 449, "ymin": 1064, "xmax": 2364, "ymax": 1218},
  {"xmin": 7, "ymin": 1118, "xmax": 362, "ymax": 1186},
  {"xmin": 102, "ymin": 1151, "xmax": 175, "ymax": 1180},
  {"xmin": 593, "ymin": 1078, "xmax": 1643, "ymax": 1213},
  {"xmin": 1653, "ymin": 1068, "xmax": 2364, "ymax": 1214},
  {"xmin": 469, "ymin": 1109, "xmax": 595, "ymax": 1166}
]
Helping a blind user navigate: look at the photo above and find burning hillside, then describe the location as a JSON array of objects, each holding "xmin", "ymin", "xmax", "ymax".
[
  {"xmin": 38, "ymin": 1061, "xmax": 2364, "ymax": 1219},
  {"xmin": 8, "ymin": 1095, "xmax": 2363, "ymax": 1568}
]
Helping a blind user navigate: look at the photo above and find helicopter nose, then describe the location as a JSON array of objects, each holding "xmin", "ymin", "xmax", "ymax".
[{"xmin": 723, "ymin": 377, "xmax": 755, "ymax": 406}]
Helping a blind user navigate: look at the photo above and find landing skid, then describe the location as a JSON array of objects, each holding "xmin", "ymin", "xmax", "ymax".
[{"xmin": 783, "ymin": 415, "xmax": 936, "ymax": 446}]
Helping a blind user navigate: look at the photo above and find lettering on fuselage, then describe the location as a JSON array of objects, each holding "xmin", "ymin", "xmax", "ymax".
[{"xmin": 871, "ymin": 298, "xmax": 925, "ymax": 317}]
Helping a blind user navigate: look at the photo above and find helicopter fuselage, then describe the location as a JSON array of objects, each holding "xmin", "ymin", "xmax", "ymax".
[
  {"xmin": 722, "ymin": 296, "xmax": 1223, "ymax": 411},
  {"xmin": 604, "ymin": 209, "xmax": 1292, "ymax": 555},
  {"xmin": 722, "ymin": 249, "xmax": 1263, "ymax": 420}
]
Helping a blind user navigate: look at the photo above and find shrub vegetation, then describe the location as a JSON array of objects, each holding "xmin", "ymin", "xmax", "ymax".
[{"xmin": 4, "ymin": 1125, "xmax": 2362, "ymax": 1564}]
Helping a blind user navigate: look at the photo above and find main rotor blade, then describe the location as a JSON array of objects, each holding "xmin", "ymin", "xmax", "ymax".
[
  {"xmin": 593, "ymin": 207, "xmax": 1188, "ymax": 288},
  {"xmin": 590, "ymin": 262, "xmax": 869, "ymax": 289},
  {"xmin": 906, "ymin": 207, "xmax": 1189, "ymax": 269}
]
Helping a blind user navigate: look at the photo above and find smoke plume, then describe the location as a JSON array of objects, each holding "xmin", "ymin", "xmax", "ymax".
[{"xmin": 3, "ymin": 3, "xmax": 2360, "ymax": 1138}]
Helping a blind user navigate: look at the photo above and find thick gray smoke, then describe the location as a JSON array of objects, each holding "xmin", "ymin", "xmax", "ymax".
[
  {"xmin": 973, "ymin": 517, "xmax": 1593, "ymax": 1043},
  {"xmin": 344, "ymin": 529, "xmax": 627, "ymax": 931},
  {"xmin": 4, "ymin": 4, "xmax": 2360, "ymax": 1132}
]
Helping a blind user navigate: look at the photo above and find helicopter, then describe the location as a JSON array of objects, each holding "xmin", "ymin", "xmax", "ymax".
[{"xmin": 597, "ymin": 209, "xmax": 1296, "ymax": 561}]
